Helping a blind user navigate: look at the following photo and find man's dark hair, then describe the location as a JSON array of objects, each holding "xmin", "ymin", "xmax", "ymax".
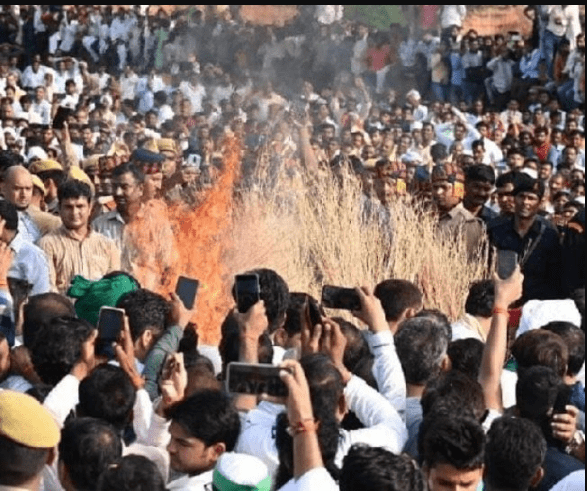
[
  {"xmin": 374, "ymin": 279, "xmax": 423, "ymax": 322},
  {"xmin": 414, "ymin": 309, "xmax": 452, "ymax": 341},
  {"xmin": 495, "ymin": 170, "xmax": 518, "ymax": 189},
  {"xmin": 283, "ymin": 292, "xmax": 313, "ymax": 337},
  {"xmin": 58, "ymin": 179, "xmax": 92, "ymax": 204},
  {"xmin": 30, "ymin": 316, "xmax": 94, "ymax": 387},
  {"xmin": 419, "ymin": 415, "xmax": 485, "ymax": 471},
  {"xmin": 23, "ymin": 293, "xmax": 76, "ymax": 348},
  {"xmin": 516, "ymin": 366, "xmax": 568, "ymax": 447},
  {"xmin": 340, "ymin": 445, "xmax": 426, "ymax": 491},
  {"xmin": 447, "ymin": 338, "xmax": 484, "ymax": 380},
  {"xmin": 0, "ymin": 199, "xmax": 18, "ymax": 231},
  {"xmin": 167, "ymin": 389, "xmax": 240, "ymax": 450},
  {"xmin": 331, "ymin": 317, "xmax": 371, "ymax": 372},
  {"xmin": 38, "ymin": 168, "xmax": 67, "ymax": 190},
  {"xmin": 78, "ymin": 365, "xmax": 136, "ymax": 434},
  {"xmin": 541, "ymin": 322, "xmax": 585, "ymax": 377},
  {"xmin": 0, "ymin": 150, "xmax": 23, "ymax": 172},
  {"xmin": 395, "ymin": 317, "xmax": 449, "ymax": 385},
  {"xmin": 97, "ymin": 455, "xmax": 166, "ymax": 491},
  {"xmin": 232, "ymin": 269, "xmax": 289, "ymax": 334},
  {"xmin": 0, "ymin": 435, "xmax": 50, "ymax": 487},
  {"xmin": 485, "ymin": 416, "xmax": 546, "ymax": 491},
  {"xmin": 471, "ymin": 139, "xmax": 485, "ymax": 151},
  {"xmin": 465, "ymin": 164, "xmax": 495, "ymax": 185},
  {"xmin": 59, "ymin": 417, "xmax": 123, "ymax": 491},
  {"xmin": 512, "ymin": 330, "xmax": 568, "ymax": 379},
  {"xmin": 111, "ymin": 161, "xmax": 144, "ymax": 184},
  {"xmin": 421, "ymin": 371, "xmax": 485, "ymax": 421},
  {"xmin": 116, "ymin": 289, "xmax": 171, "ymax": 342},
  {"xmin": 464, "ymin": 279, "xmax": 495, "ymax": 318}
]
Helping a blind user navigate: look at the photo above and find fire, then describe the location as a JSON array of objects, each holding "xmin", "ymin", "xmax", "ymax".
[{"xmin": 128, "ymin": 138, "xmax": 242, "ymax": 345}]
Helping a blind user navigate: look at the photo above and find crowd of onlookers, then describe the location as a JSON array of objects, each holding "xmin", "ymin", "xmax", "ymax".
[{"xmin": 0, "ymin": 5, "xmax": 585, "ymax": 491}]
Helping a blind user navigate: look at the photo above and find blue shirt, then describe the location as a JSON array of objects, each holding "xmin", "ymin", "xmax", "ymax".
[
  {"xmin": 17, "ymin": 210, "xmax": 42, "ymax": 245},
  {"xmin": 8, "ymin": 231, "xmax": 51, "ymax": 297},
  {"xmin": 519, "ymin": 49, "xmax": 542, "ymax": 80},
  {"xmin": 450, "ymin": 52, "xmax": 465, "ymax": 86}
]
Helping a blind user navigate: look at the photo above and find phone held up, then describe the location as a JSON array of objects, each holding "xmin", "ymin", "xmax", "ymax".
[
  {"xmin": 96, "ymin": 306, "xmax": 125, "ymax": 359},
  {"xmin": 496, "ymin": 250, "xmax": 518, "ymax": 280},
  {"xmin": 226, "ymin": 362, "xmax": 290, "ymax": 398},
  {"xmin": 321, "ymin": 285, "xmax": 362, "ymax": 311},
  {"xmin": 175, "ymin": 276, "xmax": 200, "ymax": 310},
  {"xmin": 235, "ymin": 273, "xmax": 261, "ymax": 313}
]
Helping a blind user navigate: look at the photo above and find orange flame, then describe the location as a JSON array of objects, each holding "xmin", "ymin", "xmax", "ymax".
[{"xmin": 128, "ymin": 138, "xmax": 241, "ymax": 345}]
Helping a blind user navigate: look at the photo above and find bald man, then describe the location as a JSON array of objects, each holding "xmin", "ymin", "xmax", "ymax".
[{"xmin": 2, "ymin": 166, "xmax": 60, "ymax": 243}]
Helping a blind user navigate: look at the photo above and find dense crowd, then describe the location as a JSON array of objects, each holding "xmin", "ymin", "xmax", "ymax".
[{"xmin": 0, "ymin": 5, "xmax": 585, "ymax": 491}]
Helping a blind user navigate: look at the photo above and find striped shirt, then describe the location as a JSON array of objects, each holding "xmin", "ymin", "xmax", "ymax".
[{"xmin": 38, "ymin": 226, "xmax": 121, "ymax": 294}]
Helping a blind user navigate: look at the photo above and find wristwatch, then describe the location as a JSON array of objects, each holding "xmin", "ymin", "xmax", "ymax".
[{"xmin": 565, "ymin": 429, "xmax": 585, "ymax": 456}]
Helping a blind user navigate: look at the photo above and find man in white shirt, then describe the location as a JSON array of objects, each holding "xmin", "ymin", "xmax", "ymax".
[
  {"xmin": 30, "ymin": 86, "xmax": 52, "ymax": 126},
  {"xmin": 179, "ymin": 73, "xmax": 206, "ymax": 114},
  {"xmin": 434, "ymin": 107, "xmax": 481, "ymax": 152},
  {"xmin": 120, "ymin": 66, "xmax": 139, "ymax": 101},
  {"xmin": 21, "ymin": 54, "xmax": 48, "ymax": 92},
  {"xmin": 440, "ymin": 6, "xmax": 467, "ymax": 43},
  {"xmin": 543, "ymin": 5, "xmax": 581, "ymax": 81},
  {"xmin": 406, "ymin": 90, "xmax": 428, "ymax": 123}
]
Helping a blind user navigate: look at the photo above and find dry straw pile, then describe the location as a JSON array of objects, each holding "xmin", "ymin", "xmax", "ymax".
[{"xmin": 227, "ymin": 168, "xmax": 490, "ymax": 321}]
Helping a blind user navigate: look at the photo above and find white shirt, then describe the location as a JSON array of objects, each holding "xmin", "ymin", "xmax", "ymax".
[
  {"xmin": 30, "ymin": 99, "xmax": 52, "ymax": 125},
  {"xmin": 440, "ymin": 6, "xmax": 467, "ymax": 29},
  {"xmin": 451, "ymin": 314, "xmax": 485, "ymax": 342},
  {"xmin": 550, "ymin": 470, "xmax": 585, "ymax": 491},
  {"xmin": 179, "ymin": 81, "xmax": 206, "ymax": 114},
  {"xmin": 278, "ymin": 468, "xmax": 339, "ymax": 491},
  {"xmin": 53, "ymin": 70, "xmax": 69, "ymax": 95},
  {"xmin": 482, "ymin": 136, "xmax": 503, "ymax": 167},
  {"xmin": 120, "ymin": 72, "xmax": 139, "ymax": 101},
  {"xmin": 546, "ymin": 6, "xmax": 581, "ymax": 46},
  {"xmin": 167, "ymin": 470, "xmax": 214, "ymax": 491},
  {"xmin": 8, "ymin": 230, "xmax": 51, "ymax": 296},
  {"xmin": 365, "ymin": 330, "xmax": 407, "ymax": 417},
  {"xmin": 22, "ymin": 65, "xmax": 48, "ymax": 90},
  {"xmin": 235, "ymin": 375, "xmax": 407, "ymax": 479}
]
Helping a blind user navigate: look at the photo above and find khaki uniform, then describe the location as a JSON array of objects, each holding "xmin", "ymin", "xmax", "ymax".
[
  {"xmin": 27, "ymin": 205, "xmax": 62, "ymax": 238},
  {"xmin": 438, "ymin": 203, "xmax": 485, "ymax": 259}
]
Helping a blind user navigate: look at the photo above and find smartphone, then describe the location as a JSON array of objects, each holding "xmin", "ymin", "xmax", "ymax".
[
  {"xmin": 96, "ymin": 306, "xmax": 125, "ymax": 359},
  {"xmin": 52, "ymin": 106, "xmax": 73, "ymax": 130},
  {"xmin": 290, "ymin": 99, "xmax": 307, "ymax": 122},
  {"xmin": 321, "ymin": 285, "xmax": 362, "ymax": 311},
  {"xmin": 175, "ymin": 276, "xmax": 199, "ymax": 310},
  {"xmin": 306, "ymin": 297, "xmax": 323, "ymax": 327},
  {"xmin": 235, "ymin": 274, "xmax": 260, "ymax": 313},
  {"xmin": 553, "ymin": 384, "xmax": 572, "ymax": 415},
  {"xmin": 496, "ymin": 250, "xmax": 518, "ymax": 280},
  {"xmin": 226, "ymin": 362, "xmax": 289, "ymax": 397}
]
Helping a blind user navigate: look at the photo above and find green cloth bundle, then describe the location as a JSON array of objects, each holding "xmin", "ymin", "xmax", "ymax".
[{"xmin": 67, "ymin": 274, "xmax": 139, "ymax": 326}]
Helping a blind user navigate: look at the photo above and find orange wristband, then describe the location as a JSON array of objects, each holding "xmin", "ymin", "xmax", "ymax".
[
  {"xmin": 492, "ymin": 306, "xmax": 509, "ymax": 317},
  {"xmin": 287, "ymin": 418, "xmax": 319, "ymax": 436}
]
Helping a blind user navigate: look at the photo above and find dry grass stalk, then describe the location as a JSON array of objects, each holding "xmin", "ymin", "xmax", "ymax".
[{"xmin": 226, "ymin": 168, "xmax": 490, "ymax": 322}]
